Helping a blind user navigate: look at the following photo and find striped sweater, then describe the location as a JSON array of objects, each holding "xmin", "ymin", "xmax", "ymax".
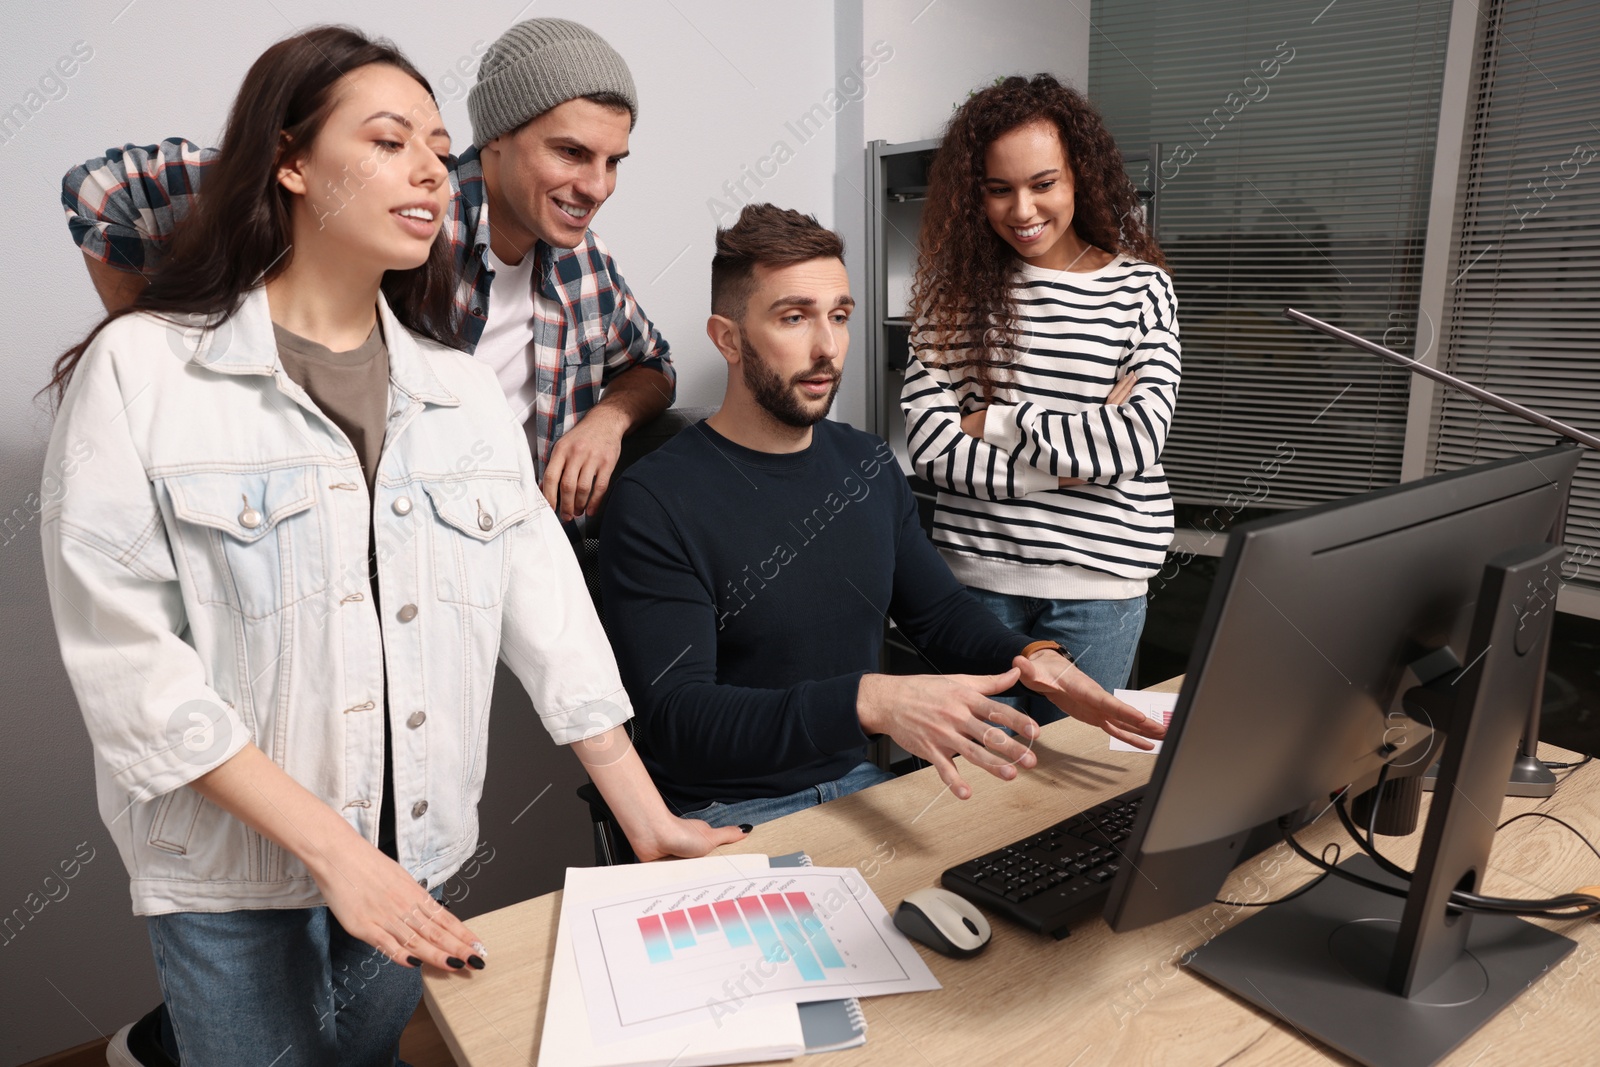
[{"xmin": 900, "ymin": 255, "xmax": 1180, "ymax": 599}]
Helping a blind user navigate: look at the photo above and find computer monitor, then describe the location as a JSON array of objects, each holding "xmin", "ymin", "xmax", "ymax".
[{"xmin": 1103, "ymin": 444, "xmax": 1584, "ymax": 1067}]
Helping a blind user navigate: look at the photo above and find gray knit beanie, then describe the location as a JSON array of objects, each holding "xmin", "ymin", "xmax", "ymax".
[{"xmin": 468, "ymin": 19, "xmax": 638, "ymax": 146}]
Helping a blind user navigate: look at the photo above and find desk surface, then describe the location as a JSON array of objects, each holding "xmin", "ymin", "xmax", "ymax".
[{"xmin": 423, "ymin": 677, "xmax": 1600, "ymax": 1066}]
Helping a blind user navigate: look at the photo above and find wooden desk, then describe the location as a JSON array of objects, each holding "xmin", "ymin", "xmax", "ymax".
[{"xmin": 423, "ymin": 677, "xmax": 1600, "ymax": 1066}]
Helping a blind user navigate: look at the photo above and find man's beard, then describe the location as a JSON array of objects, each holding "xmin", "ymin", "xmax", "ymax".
[{"xmin": 740, "ymin": 336, "xmax": 840, "ymax": 428}]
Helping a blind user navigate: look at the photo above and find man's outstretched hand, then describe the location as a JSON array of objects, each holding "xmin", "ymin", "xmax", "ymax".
[
  {"xmin": 857, "ymin": 669, "xmax": 1039, "ymax": 800},
  {"xmin": 1014, "ymin": 652, "xmax": 1166, "ymax": 750}
]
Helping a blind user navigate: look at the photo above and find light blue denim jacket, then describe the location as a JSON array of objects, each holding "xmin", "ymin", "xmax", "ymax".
[{"xmin": 41, "ymin": 287, "xmax": 630, "ymax": 915}]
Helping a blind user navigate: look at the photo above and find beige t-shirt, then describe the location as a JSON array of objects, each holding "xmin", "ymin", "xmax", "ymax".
[{"xmin": 273, "ymin": 321, "xmax": 389, "ymax": 490}]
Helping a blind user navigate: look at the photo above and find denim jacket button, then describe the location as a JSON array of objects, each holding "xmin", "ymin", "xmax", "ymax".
[
  {"xmin": 411, "ymin": 800, "xmax": 429, "ymax": 819},
  {"xmin": 393, "ymin": 495, "xmax": 413, "ymax": 516},
  {"xmin": 407, "ymin": 710, "xmax": 427, "ymax": 729},
  {"xmin": 397, "ymin": 604, "xmax": 418, "ymax": 622},
  {"xmin": 417, "ymin": 877, "xmax": 429, "ymax": 889},
  {"xmin": 239, "ymin": 505, "xmax": 262, "ymax": 529}
]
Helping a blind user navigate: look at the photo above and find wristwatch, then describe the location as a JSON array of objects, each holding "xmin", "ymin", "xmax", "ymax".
[{"xmin": 1021, "ymin": 639, "xmax": 1065, "ymax": 660}]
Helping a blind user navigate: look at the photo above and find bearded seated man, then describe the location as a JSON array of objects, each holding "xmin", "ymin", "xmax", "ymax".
[{"xmin": 598, "ymin": 203, "xmax": 1165, "ymax": 828}]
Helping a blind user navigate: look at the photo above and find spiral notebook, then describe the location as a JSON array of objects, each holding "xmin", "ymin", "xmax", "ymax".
[{"xmin": 771, "ymin": 852, "xmax": 869, "ymax": 1054}]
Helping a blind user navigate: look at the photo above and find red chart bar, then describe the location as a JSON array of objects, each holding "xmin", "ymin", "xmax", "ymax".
[
  {"xmin": 638, "ymin": 914, "xmax": 672, "ymax": 963},
  {"xmin": 662, "ymin": 908, "xmax": 696, "ymax": 949},
  {"xmin": 785, "ymin": 892, "xmax": 845, "ymax": 968},
  {"xmin": 712, "ymin": 900, "xmax": 753, "ymax": 948},
  {"xmin": 688, "ymin": 904, "xmax": 717, "ymax": 935}
]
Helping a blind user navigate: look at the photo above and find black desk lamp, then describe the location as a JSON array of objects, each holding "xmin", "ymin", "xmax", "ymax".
[{"xmin": 1284, "ymin": 307, "xmax": 1599, "ymax": 797}]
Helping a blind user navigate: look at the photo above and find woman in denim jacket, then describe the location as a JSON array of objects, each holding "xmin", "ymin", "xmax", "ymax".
[{"xmin": 40, "ymin": 27, "xmax": 741, "ymax": 1067}]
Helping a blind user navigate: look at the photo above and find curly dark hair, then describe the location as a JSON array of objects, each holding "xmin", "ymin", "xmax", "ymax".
[{"xmin": 909, "ymin": 73, "xmax": 1164, "ymax": 398}]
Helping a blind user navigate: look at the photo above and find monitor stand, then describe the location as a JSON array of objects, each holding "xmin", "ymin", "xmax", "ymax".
[
  {"xmin": 1422, "ymin": 752, "xmax": 1557, "ymax": 797},
  {"xmin": 1186, "ymin": 543, "xmax": 1578, "ymax": 1067}
]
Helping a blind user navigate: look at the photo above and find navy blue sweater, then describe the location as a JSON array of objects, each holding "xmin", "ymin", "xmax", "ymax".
[{"xmin": 600, "ymin": 420, "xmax": 1031, "ymax": 813}]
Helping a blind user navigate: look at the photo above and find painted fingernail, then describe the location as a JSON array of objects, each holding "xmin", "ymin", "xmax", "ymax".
[
  {"xmin": 471, "ymin": 941, "xmax": 488, "ymax": 960},
  {"xmin": 406, "ymin": 956, "xmax": 423, "ymax": 968},
  {"xmin": 447, "ymin": 956, "xmax": 466, "ymax": 969},
  {"xmin": 739, "ymin": 823, "xmax": 754, "ymax": 833},
  {"xmin": 468, "ymin": 955, "xmax": 486, "ymax": 970}
]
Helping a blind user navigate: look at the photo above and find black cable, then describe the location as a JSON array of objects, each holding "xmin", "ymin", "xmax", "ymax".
[
  {"xmin": 1212, "ymin": 788, "xmax": 1349, "ymax": 909},
  {"xmin": 1318, "ymin": 798, "xmax": 1600, "ymax": 918},
  {"xmin": 1285, "ymin": 821, "xmax": 1600, "ymax": 918},
  {"xmin": 1215, "ymin": 842, "xmax": 1340, "ymax": 908},
  {"xmin": 1365, "ymin": 762, "xmax": 1390, "ymax": 851},
  {"xmin": 1542, "ymin": 753, "xmax": 1593, "ymax": 771},
  {"xmin": 1495, "ymin": 811, "xmax": 1600, "ymax": 866}
]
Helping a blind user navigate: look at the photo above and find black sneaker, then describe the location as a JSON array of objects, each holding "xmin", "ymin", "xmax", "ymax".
[{"xmin": 107, "ymin": 1004, "xmax": 179, "ymax": 1066}]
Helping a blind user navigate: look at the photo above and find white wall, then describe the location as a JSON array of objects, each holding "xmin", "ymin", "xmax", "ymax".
[
  {"xmin": 0, "ymin": 1, "xmax": 1088, "ymax": 1060},
  {"xmin": 863, "ymin": 0, "xmax": 1091, "ymax": 144}
]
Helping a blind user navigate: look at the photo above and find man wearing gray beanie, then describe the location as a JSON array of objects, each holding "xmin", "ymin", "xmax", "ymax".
[{"xmin": 65, "ymin": 17, "xmax": 671, "ymax": 527}]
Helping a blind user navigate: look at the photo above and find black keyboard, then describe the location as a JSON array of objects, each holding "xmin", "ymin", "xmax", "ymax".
[{"xmin": 941, "ymin": 785, "xmax": 1145, "ymax": 939}]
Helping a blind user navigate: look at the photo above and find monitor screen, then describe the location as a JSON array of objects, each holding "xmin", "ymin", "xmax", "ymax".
[{"xmin": 1105, "ymin": 444, "xmax": 1581, "ymax": 932}]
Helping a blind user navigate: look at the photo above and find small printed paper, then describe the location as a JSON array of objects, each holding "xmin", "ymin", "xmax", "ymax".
[
  {"xmin": 570, "ymin": 866, "xmax": 938, "ymax": 1045},
  {"xmin": 539, "ymin": 856, "xmax": 805, "ymax": 1067},
  {"xmin": 1110, "ymin": 689, "xmax": 1177, "ymax": 753}
]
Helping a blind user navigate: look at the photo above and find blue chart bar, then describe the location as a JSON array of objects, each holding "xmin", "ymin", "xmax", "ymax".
[
  {"xmin": 713, "ymin": 900, "xmax": 753, "ymax": 948},
  {"xmin": 737, "ymin": 897, "xmax": 787, "ymax": 964},
  {"xmin": 762, "ymin": 894, "xmax": 826, "ymax": 982},
  {"xmin": 786, "ymin": 891, "xmax": 845, "ymax": 968},
  {"xmin": 638, "ymin": 915, "xmax": 673, "ymax": 964}
]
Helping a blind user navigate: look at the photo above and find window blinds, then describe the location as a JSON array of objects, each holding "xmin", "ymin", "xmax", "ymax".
[
  {"xmin": 1089, "ymin": 0, "xmax": 1454, "ymax": 507},
  {"xmin": 1431, "ymin": 0, "xmax": 1600, "ymax": 593}
]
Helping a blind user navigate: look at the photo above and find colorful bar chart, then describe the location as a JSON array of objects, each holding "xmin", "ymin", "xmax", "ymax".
[
  {"xmin": 577, "ymin": 868, "xmax": 937, "ymax": 1036},
  {"xmin": 634, "ymin": 892, "xmax": 849, "ymax": 983}
]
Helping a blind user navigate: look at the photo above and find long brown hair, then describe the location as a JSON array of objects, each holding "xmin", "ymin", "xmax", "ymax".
[
  {"xmin": 910, "ymin": 73, "xmax": 1164, "ymax": 398},
  {"xmin": 44, "ymin": 26, "xmax": 461, "ymax": 409}
]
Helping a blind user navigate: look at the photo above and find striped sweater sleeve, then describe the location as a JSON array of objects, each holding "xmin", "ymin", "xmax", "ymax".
[
  {"xmin": 900, "ymin": 346, "xmax": 1059, "ymax": 501},
  {"xmin": 985, "ymin": 271, "xmax": 1180, "ymax": 482}
]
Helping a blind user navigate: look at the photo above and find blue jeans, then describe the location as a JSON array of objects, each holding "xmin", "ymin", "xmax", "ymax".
[
  {"xmin": 968, "ymin": 588, "xmax": 1147, "ymax": 725},
  {"xmin": 684, "ymin": 760, "xmax": 896, "ymax": 828},
  {"xmin": 146, "ymin": 890, "xmax": 442, "ymax": 1066}
]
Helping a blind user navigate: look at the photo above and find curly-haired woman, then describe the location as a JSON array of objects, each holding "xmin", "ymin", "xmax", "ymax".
[{"xmin": 900, "ymin": 74, "xmax": 1179, "ymax": 721}]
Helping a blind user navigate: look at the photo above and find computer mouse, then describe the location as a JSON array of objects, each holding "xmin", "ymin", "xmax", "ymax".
[{"xmin": 893, "ymin": 887, "xmax": 992, "ymax": 958}]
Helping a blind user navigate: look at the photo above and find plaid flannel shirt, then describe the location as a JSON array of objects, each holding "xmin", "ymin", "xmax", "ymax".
[{"xmin": 62, "ymin": 138, "xmax": 674, "ymax": 476}]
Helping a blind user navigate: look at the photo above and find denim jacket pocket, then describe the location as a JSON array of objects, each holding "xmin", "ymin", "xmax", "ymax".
[
  {"xmin": 161, "ymin": 466, "xmax": 328, "ymax": 619},
  {"xmin": 422, "ymin": 476, "xmax": 531, "ymax": 607},
  {"xmin": 147, "ymin": 787, "xmax": 206, "ymax": 855}
]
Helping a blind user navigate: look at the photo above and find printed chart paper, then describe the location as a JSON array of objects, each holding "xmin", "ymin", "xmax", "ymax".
[
  {"xmin": 1110, "ymin": 689, "xmax": 1178, "ymax": 752},
  {"xmin": 571, "ymin": 866, "xmax": 938, "ymax": 1044},
  {"xmin": 539, "ymin": 856, "xmax": 804, "ymax": 1067}
]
